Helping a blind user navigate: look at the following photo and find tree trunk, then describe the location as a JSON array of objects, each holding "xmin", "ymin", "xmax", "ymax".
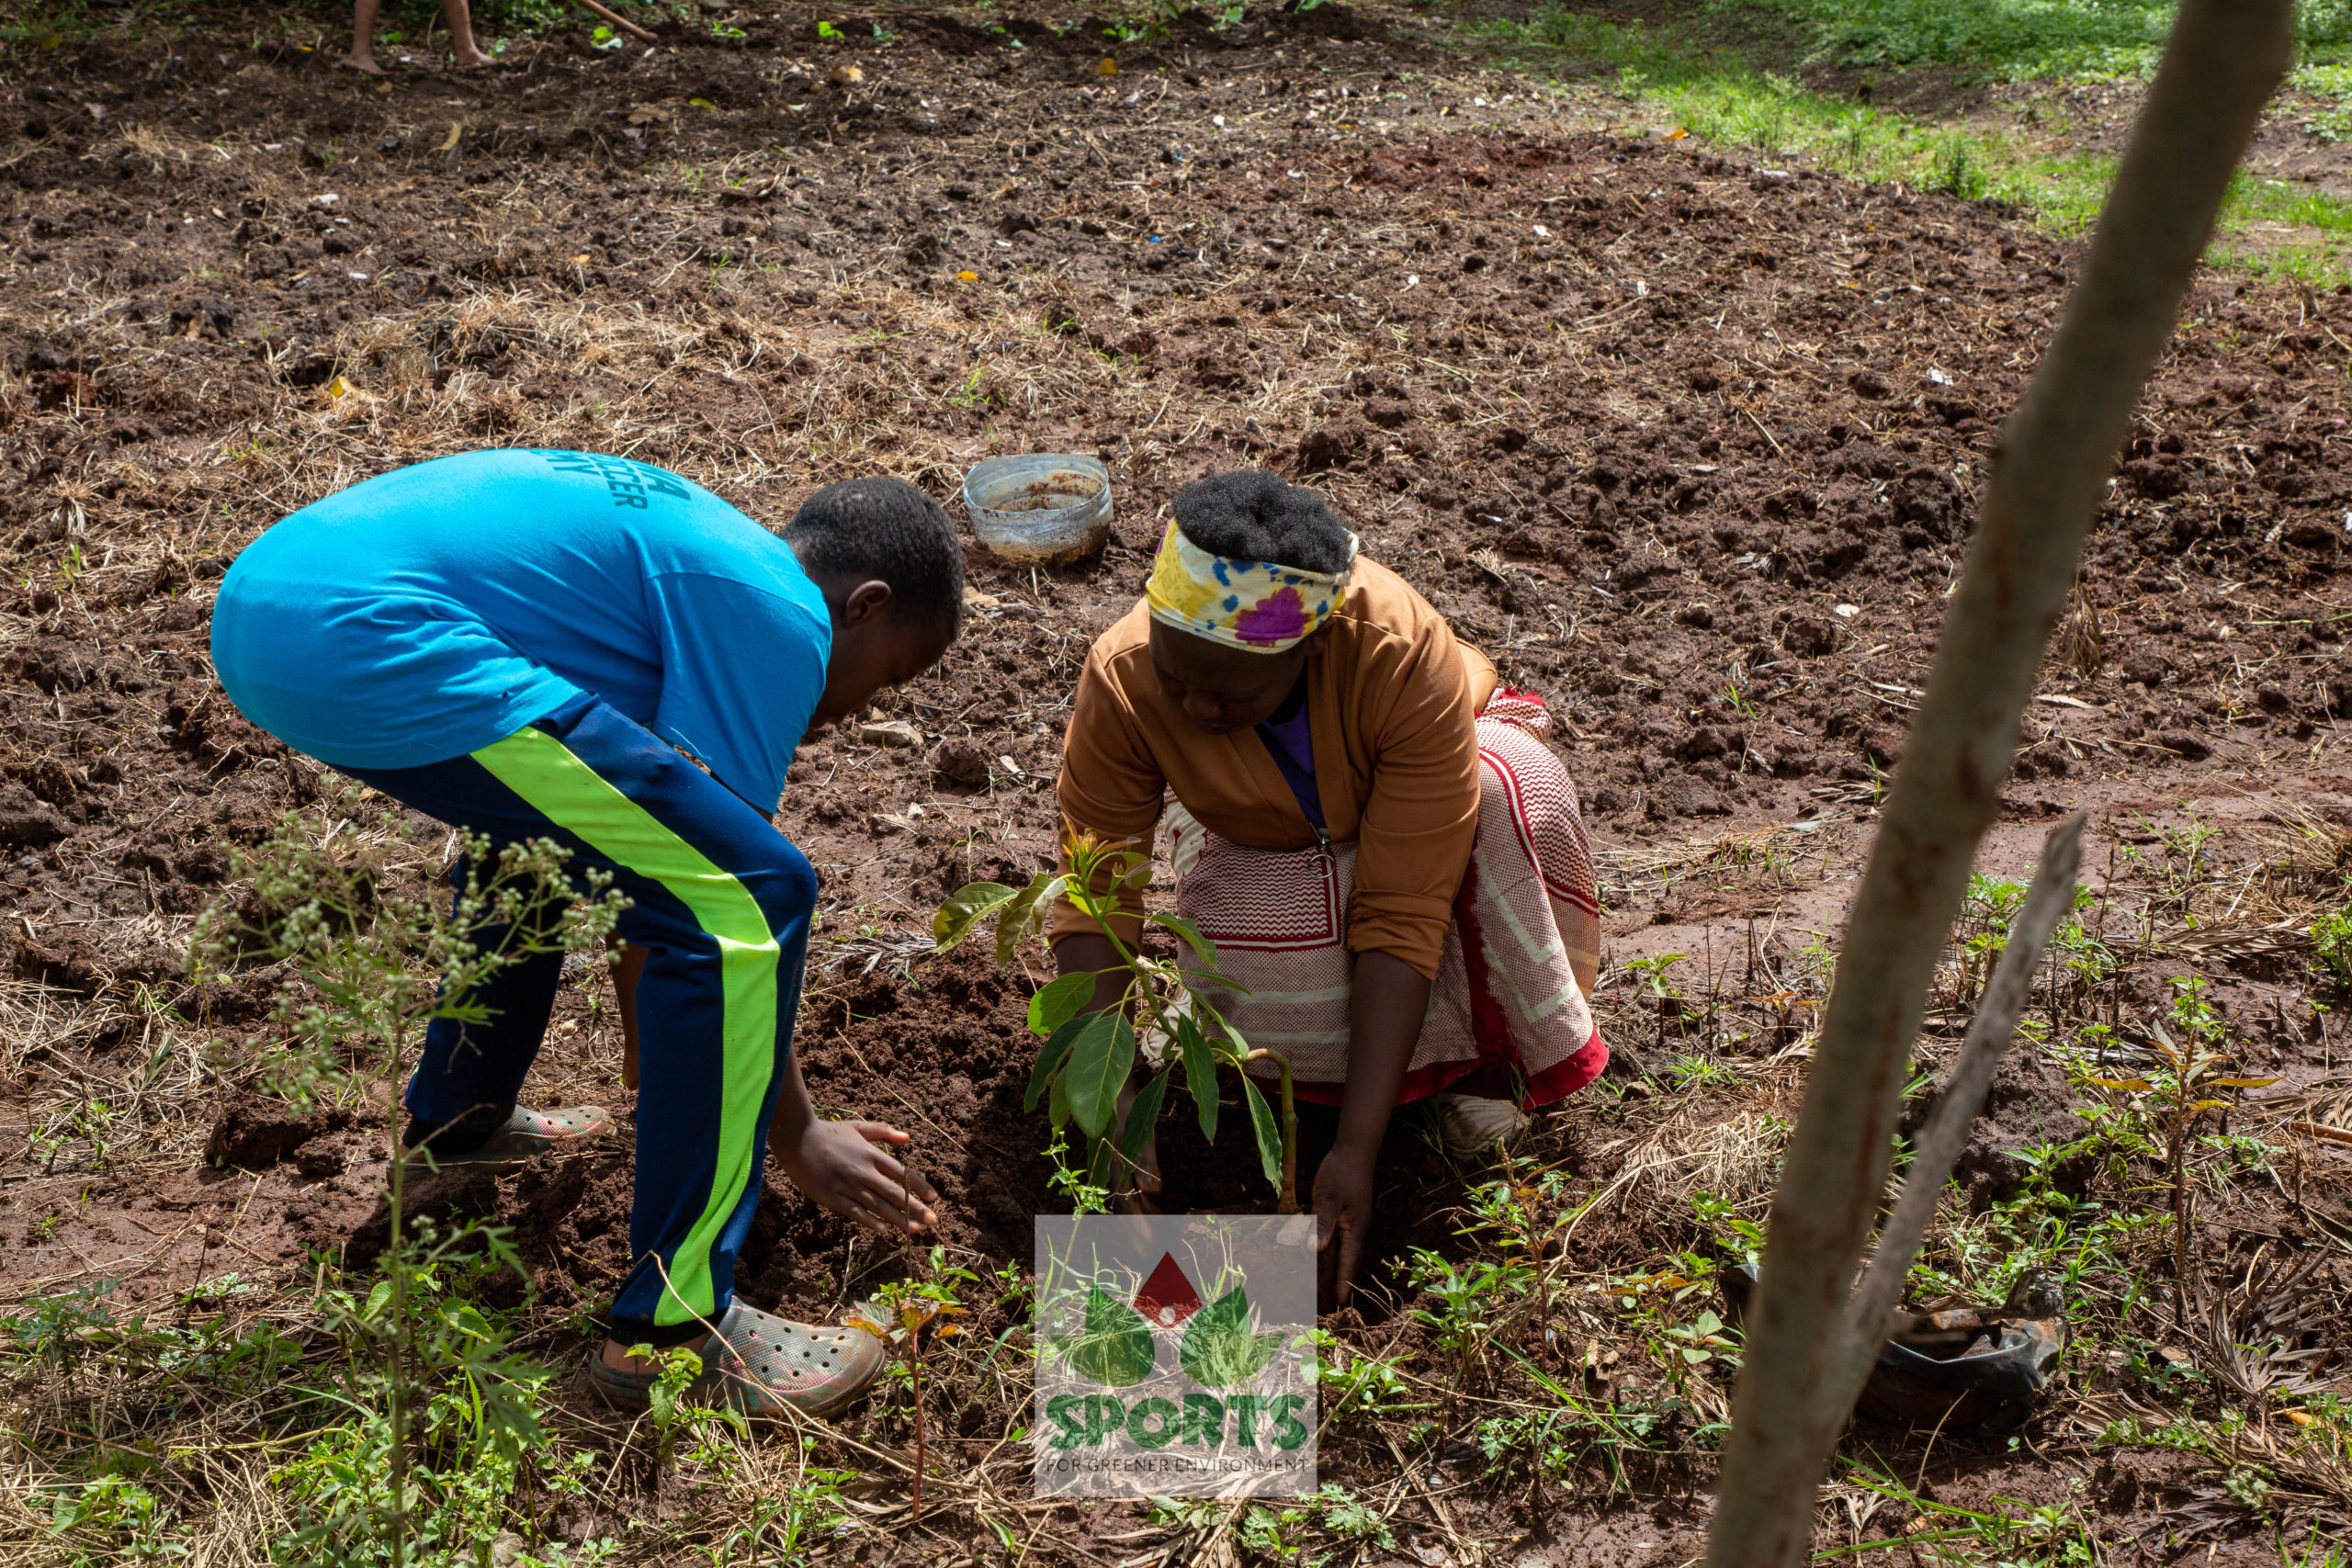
[{"xmin": 1702, "ymin": 4, "xmax": 2292, "ymax": 1564}]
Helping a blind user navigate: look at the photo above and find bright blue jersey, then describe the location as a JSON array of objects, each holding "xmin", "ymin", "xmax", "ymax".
[{"xmin": 212, "ymin": 448, "xmax": 830, "ymax": 810}]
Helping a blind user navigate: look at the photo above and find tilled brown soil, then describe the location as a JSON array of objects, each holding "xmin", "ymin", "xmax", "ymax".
[{"xmin": 7, "ymin": 1, "xmax": 2352, "ymax": 1560}]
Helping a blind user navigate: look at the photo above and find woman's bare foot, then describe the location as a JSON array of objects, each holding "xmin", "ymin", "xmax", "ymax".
[
  {"xmin": 341, "ymin": 50, "xmax": 387, "ymax": 73},
  {"xmin": 451, "ymin": 43, "xmax": 492, "ymax": 67}
]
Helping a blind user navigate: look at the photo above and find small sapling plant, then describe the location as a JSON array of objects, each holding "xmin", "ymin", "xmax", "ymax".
[
  {"xmin": 2313, "ymin": 893, "xmax": 2352, "ymax": 992},
  {"xmin": 2079, "ymin": 977, "xmax": 2276, "ymax": 1327},
  {"xmin": 629, "ymin": 1339, "xmax": 716, "ymax": 1472},
  {"xmin": 934, "ymin": 833, "xmax": 1297, "ymax": 1211},
  {"xmin": 190, "ymin": 797, "xmax": 623, "ymax": 1566},
  {"xmin": 1464, "ymin": 1165, "xmax": 1578, "ymax": 1361},
  {"xmin": 847, "ymin": 1252, "xmax": 972, "ymax": 1524}
]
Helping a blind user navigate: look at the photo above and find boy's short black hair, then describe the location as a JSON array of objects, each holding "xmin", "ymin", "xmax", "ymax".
[
  {"xmin": 1170, "ymin": 469, "xmax": 1352, "ymax": 574},
  {"xmin": 782, "ymin": 476, "xmax": 965, "ymax": 637}
]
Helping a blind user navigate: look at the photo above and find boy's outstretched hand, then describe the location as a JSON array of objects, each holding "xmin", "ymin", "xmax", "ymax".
[
  {"xmin": 776, "ymin": 1115, "xmax": 939, "ymax": 1237},
  {"xmin": 768, "ymin": 1054, "xmax": 939, "ymax": 1236}
]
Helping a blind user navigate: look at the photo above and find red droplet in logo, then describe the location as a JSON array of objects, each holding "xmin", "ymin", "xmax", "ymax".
[{"xmin": 1133, "ymin": 1252, "xmax": 1204, "ymax": 1327}]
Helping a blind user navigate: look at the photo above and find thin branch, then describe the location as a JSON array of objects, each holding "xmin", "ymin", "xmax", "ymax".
[
  {"xmin": 571, "ymin": 0, "xmax": 656, "ymax": 42},
  {"xmin": 1833, "ymin": 811, "xmax": 2086, "ymax": 1382}
]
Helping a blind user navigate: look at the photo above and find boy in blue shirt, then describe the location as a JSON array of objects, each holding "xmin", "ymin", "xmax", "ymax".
[{"xmin": 213, "ymin": 448, "xmax": 958, "ymax": 1416}]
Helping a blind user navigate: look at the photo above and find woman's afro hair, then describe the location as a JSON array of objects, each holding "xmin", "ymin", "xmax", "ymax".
[{"xmin": 1170, "ymin": 469, "xmax": 1353, "ymax": 575}]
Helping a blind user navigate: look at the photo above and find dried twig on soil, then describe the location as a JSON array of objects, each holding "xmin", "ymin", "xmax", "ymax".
[
  {"xmin": 1706, "ymin": 0, "xmax": 2295, "ymax": 1562},
  {"xmin": 569, "ymin": 0, "xmax": 655, "ymax": 42}
]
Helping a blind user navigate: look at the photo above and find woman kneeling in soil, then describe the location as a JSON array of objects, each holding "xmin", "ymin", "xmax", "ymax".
[
  {"xmin": 1052, "ymin": 469, "xmax": 1607, "ymax": 1302},
  {"xmin": 212, "ymin": 449, "xmax": 954, "ymax": 1416}
]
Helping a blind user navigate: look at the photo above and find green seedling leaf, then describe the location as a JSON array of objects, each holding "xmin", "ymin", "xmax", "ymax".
[
  {"xmin": 1065, "ymin": 1013, "xmax": 1136, "ymax": 1140},
  {"xmin": 1177, "ymin": 1013, "xmax": 1219, "ymax": 1141},
  {"xmin": 1029, "ymin": 969, "xmax": 1097, "ymax": 1038},
  {"xmin": 1178, "ymin": 1286, "xmax": 1280, "ymax": 1387},
  {"xmin": 1147, "ymin": 911, "xmax": 1218, "ymax": 964},
  {"xmin": 934, "ymin": 881, "xmax": 1016, "ymax": 950},
  {"xmin": 1118, "ymin": 1067, "xmax": 1170, "ymax": 1174},
  {"xmin": 1176, "ymin": 961, "xmax": 1248, "ymax": 993},
  {"xmin": 1055, "ymin": 1285, "xmax": 1155, "ymax": 1387},
  {"xmin": 1240, "ymin": 1072, "xmax": 1282, "ymax": 1188},
  {"xmin": 995, "ymin": 873, "xmax": 1069, "ymax": 964},
  {"xmin": 1026, "ymin": 1013, "xmax": 1091, "ymax": 1114},
  {"xmin": 1048, "ymin": 1066, "xmax": 1072, "ymax": 1130},
  {"xmin": 1107, "ymin": 844, "xmax": 1154, "ymax": 892},
  {"xmin": 1216, "ymin": 1011, "xmax": 1255, "ymax": 1057}
]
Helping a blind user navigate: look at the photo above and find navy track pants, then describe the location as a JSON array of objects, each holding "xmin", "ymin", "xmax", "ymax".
[{"xmin": 349, "ymin": 693, "xmax": 814, "ymax": 1345}]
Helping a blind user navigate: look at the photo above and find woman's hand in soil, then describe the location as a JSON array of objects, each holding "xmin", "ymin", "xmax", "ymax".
[
  {"xmin": 1316, "ymin": 950, "xmax": 1427, "ymax": 1307},
  {"xmin": 1312, "ymin": 1141, "xmax": 1377, "ymax": 1309},
  {"xmin": 777, "ymin": 1117, "xmax": 940, "ymax": 1237}
]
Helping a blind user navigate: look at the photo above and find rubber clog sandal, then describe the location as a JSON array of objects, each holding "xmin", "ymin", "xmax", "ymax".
[
  {"xmin": 587, "ymin": 1302, "xmax": 888, "ymax": 1420},
  {"xmin": 1720, "ymin": 1264, "xmax": 2068, "ymax": 1434},
  {"xmin": 1432, "ymin": 1092, "xmax": 1532, "ymax": 1158},
  {"xmin": 401, "ymin": 1104, "xmax": 612, "ymax": 1173}
]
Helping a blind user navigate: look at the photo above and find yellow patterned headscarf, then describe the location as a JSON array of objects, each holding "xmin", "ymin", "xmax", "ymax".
[{"xmin": 1143, "ymin": 522, "xmax": 1358, "ymax": 653}]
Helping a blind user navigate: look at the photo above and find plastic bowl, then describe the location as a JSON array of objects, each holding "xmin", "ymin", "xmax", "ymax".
[{"xmin": 962, "ymin": 454, "xmax": 1113, "ymax": 563}]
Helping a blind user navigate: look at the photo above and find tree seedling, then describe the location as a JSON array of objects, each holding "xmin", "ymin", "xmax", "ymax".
[
  {"xmin": 1465, "ymin": 1166, "xmax": 1577, "ymax": 1360},
  {"xmin": 934, "ymin": 832, "xmax": 1298, "ymax": 1212},
  {"xmin": 847, "ymin": 1258, "xmax": 970, "ymax": 1524},
  {"xmin": 2079, "ymin": 977, "xmax": 2275, "ymax": 1327},
  {"xmin": 190, "ymin": 801, "xmax": 622, "ymax": 1567}
]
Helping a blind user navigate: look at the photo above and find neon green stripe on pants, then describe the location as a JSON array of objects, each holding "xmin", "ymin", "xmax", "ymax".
[{"xmin": 473, "ymin": 725, "xmax": 779, "ymax": 1327}]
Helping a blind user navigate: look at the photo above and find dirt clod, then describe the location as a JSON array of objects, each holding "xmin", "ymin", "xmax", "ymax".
[
  {"xmin": 933, "ymin": 739, "xmax": 992, "ymax": 788},
  {"xmin": 204, "ymin": 1093, "xmax": 351, "ymax": 1169}
]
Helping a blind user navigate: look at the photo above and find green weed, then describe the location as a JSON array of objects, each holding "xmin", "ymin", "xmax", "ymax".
[
  {"xmin": 1405, "ymin": 1247, "xmax": 1531, "ymax": 1363},
  {"xmin": 1303, "ymin": 1328, "xmax": 1429, "ymax": 1424},
  {"xmin": 45, "ymin": 1475, "xmax": 179, "ymax": 1566},
  {"xmin": 6, "ymin": 1277, "xmax": 120, "ymax": 1376},
  {"xmin": 2312, "ymin": 896, "xmax": 2352, "ymax": 989},
  {"xmin": 1691, "ymin": 1191, "xmax": 1769, "ymax": 1267},
  {"xmin": 1476, "ymin": 1342, "xmax": 1713, "ymax": 1496},
  {"xmin": 1623, "ymin": 953, "xmax": 1685, "ymax": 1015},
  {"xmin": 1834, "ymin": 1460, "xmax": 2103, "ymax": 1565}
]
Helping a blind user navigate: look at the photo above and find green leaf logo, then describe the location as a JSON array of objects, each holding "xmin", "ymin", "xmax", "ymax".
[
  {"xmin": 1055, "ymin": 1286, "xmax": 1156, "ymax": 1387},
  {"xmin": 1177, "ymin": 1287, "xmax": 1280, "ymax": 1388}
]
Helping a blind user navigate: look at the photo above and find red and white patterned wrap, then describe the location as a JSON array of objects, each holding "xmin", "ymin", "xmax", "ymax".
[{"xmin": 1164, "ymin": 690, "xmax": 1606, "ymax": 1108}]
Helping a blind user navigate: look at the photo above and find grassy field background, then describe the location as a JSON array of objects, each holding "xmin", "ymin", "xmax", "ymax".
[{"xmin": 1459, "ymin": 0, "xmax": 2352, "ymax": 282}]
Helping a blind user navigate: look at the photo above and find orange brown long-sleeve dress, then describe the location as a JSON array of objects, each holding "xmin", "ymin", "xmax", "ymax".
[{"xmin": 1051, "ymin": 558, "xmax": 1496, "ymax": 978}]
